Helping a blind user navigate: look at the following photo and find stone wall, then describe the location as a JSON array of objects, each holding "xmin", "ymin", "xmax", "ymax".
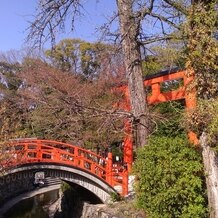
[
  {"xmin": 0, "ymin": 170, "xmax": 35, "ymax": 206},
  {"xmin": 81, "ymin": 203, "xmax": 118, "ymax": 218}
]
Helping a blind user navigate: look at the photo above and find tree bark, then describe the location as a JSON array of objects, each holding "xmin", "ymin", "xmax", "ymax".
[
  {"xmin": 200, "ymin": 132, "xmax": 218, "ymax": 218},
  {"xmin": 116, "ymin": 0, "xmax": 150, "ymax": 147}
]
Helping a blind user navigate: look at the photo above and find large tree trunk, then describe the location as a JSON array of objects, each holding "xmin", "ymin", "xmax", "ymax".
[
  {"xmin": 201, "ymin": 132, "xmax": 218, "ymax": 218},
  {"xmin": 116, "ymin": 0, "xmax": 150, "ymax": 147}
]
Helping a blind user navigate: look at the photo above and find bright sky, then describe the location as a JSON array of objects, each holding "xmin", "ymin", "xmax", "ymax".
[{"xmin": 0, "ymin": 1, "xmax": 116, "ymax": 52}]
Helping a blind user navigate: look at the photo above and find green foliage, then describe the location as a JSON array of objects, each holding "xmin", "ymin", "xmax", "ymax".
[
  {"xmin": 134, "ymin": 136, "xmax": 207, "ymax": 218},
  {"xmin": 45, "ymin": 38, "xmax": 82, "ymax": 72},
  {"xmin": 152, "ymin": 101, "xmax": 185, "ymax": 138},
  {"xmin": 142, "ymin": 56, "xmax": 162, "ymax": 76},
  {"xmin": 110, "ymin": 191, "xmax": 122, "ymax": 202},
  {"xmin": 0, "ymin": 62, "xmax": 22, "ymax": 95},
  {"xmin": 61, "ymin": 181, "xmax": 72, "ymax": 192},
  {"xmin": 142, "ymin": 40, "xmax": 186, "ymax": 77},
  {"xmin": 0, "ymin": 62, "xmax": 31, "ymax": 140},
  {"xmin": 184, "ymin": 1, "xmax": 218, "ymax": 99},
  {"xmin": 45, "ymin": 38, "xmax": 118, "ymax": 79},
  {"xmin": 186, "ymin": 98, "xmax": 218, "ymax": 147}
]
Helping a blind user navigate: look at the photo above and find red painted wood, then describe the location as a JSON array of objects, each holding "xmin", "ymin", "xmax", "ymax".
[
  {"xmin": 116, "ymin": 69, "xmax": 197, "ymax": 172},
  {"xmin": 1, "ymin": 139, "xmax": 128, "ymax": 196},
  {"xmin": 1, "ymin": 70, "xmax": 197, "ymax": 197}
]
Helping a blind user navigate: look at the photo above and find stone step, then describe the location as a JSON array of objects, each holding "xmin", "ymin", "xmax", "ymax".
[
  {"xmin": 45, "ymin": 177, "xmax": 62, "ymax": 184},
  {"xmin": 40, "ymin": 177, "xmax": 62, "ymax": 187}
]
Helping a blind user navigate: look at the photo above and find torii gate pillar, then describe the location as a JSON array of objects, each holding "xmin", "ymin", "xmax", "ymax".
[
  {"xmin": 120, "ymin": 69, "xmax": 198, "ymax": 173},
  {"xmin": 184, "ymin": 73, "xmax": 198, "ymax": 145}
]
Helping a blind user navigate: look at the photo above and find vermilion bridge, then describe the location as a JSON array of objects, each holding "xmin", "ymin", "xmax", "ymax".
[
  {"xmin": 0, "ymin": 69, "xmax": 197, "ymax": 203},
  {"xmin": 0, "ymin": 139, "xmax": 128, "ymax": 203}
]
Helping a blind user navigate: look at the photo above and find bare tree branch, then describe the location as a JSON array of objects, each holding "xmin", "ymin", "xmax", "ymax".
[
  {"xmin": 163, "ymin": 0, "xmax": 189, "ymax": 16},
  {"xmin": 135, "ymin": 0, "xmax": 155, "ymax": 20},
  {"xmin": 150, "ymin": 12, "xmax": 181, "ymax": 30},
  {"xmin": 140, "ymin": 35, "xmax": 181, "ymax": 45},
  {"xmin": 26, "ymin": 0, "xmax": 83, "ymax": 48}
]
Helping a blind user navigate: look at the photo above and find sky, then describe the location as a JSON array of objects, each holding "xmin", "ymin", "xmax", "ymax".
[{"xmin": 0, "ymin": 0, "xmax": 116, "ymax": 52}]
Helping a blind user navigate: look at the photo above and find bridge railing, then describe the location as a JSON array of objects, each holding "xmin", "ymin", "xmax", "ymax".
[{"xmin": 0, "ymin": 139, "xmax": 128, "ymax": 196}]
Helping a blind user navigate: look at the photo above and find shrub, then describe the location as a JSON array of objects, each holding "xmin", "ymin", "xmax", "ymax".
[{"xmin": 134, "ymin": 136, "xmax": 207, "ymax": 218}]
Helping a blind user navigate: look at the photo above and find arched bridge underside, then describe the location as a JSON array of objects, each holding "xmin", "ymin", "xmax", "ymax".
[
  {"xmin": 0, "ymin": 139, "xmax": 128, "ymax": 204},
  {"xmin": 1, "ymin": 163, "xmax": 116, "ymax": 203}
]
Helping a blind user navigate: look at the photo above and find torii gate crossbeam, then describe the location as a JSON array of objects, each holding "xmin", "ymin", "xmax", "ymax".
[{"xmin": 117, "ymin": 69, "xmax": 197, "ymax": 172}]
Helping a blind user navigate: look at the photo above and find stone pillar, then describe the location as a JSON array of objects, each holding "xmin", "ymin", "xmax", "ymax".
[{"xmin": 201, "ymin": 133, "xmax": 218, "ymax": 218}]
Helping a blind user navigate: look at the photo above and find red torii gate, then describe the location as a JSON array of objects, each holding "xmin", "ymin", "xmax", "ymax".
[{"xmin": 117, "ymin": 69, "xmax": 197, "ymax": 172}]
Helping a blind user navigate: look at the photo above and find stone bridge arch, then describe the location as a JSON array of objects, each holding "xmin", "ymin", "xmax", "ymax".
[{"xmin": 0, "ymin": 163, "xmax": 117, "ymax": 205}]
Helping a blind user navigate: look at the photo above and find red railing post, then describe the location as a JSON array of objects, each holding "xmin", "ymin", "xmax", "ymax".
[
  {"xmin": 122, "ymin": 166, "xmax": 128, "ymax": 196},
  {"xmin": 91, "ymin": 162, "xmax": 95, "ymax": 174},
  {"xmin": 80, "ymin": 152, "xmax": 84, "ymax": 168},
  {"xmin": 74, "ymin": 147, "xmax": 79, "ymax": 166},
  {"xmin": 36, "ymin": 142, "xmax": 42, "ymax": 161},
  {"xmin": 106, "ymin": 149, "xmax": 113, "ymax": 185},
  {"xmin": 54, "ymin": 149, "xmax": 60, "ymax": 162},
  {"xmin": 24, "ymin": 143, "xmax": 29, "ymax": 163}
]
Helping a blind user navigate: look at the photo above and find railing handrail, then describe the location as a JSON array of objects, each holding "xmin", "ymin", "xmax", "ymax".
[{"xmin": 0, "ymin": 139, "xmax": 128, "ymax": 196}]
